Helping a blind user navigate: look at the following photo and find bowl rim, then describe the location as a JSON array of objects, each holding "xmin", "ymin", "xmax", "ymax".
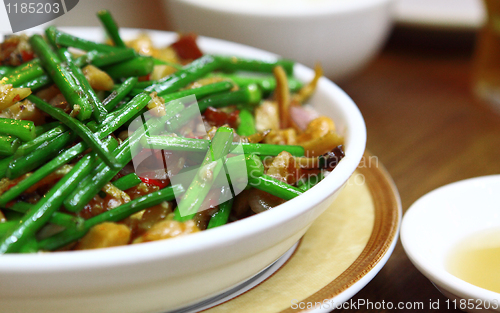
[
  {"xmin": 169, "ymin": 0, "xmax": 394, "ymax": 17},
  {"xmin": 0, "ymin": 27, "xmax": 366, "ymax": 271},
  {"xmin": 401, "ymin": 174, "xmax": 500, "ymax": 304}
]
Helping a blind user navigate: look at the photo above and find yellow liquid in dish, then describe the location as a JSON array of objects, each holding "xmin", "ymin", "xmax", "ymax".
[{"xmin": 447, "ymin": 228, "xmax": 500, "ymax": 294}]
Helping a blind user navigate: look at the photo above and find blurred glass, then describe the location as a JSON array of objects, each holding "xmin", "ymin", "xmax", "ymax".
[{"xmin": 473, "ymin": 0, "xmax": 500, "ymax": 112}]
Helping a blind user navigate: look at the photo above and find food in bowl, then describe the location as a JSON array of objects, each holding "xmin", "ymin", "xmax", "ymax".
[
  {"xmin": 0, "ymin": 22, "xmax": 365, "ymax": 313},
  {"xmin": 0, "ymin": 10, "xmax": 347, "ymax": 253}
]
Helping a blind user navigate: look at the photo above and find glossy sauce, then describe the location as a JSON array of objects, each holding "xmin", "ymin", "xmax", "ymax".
[{"xmin": 447, "ymin": 228, "xmax": 500, "ymax": 293}]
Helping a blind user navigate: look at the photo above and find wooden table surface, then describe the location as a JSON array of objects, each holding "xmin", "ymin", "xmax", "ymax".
[{"xmin": 334, "ymin": 27, "xmax": 500, "ymax": 312}]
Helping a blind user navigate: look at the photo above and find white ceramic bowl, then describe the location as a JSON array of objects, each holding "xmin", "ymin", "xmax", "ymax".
[
  {"xmin": 163, "ymin": 0, "xmax": 395, "ymax": 80},
  {"xmin": 0, "ymin": 28, "xmax": 366, "ymax": 313},
  {"xmin": 401, "ymin": 175, "xmax": 500, "ymax": 313}
]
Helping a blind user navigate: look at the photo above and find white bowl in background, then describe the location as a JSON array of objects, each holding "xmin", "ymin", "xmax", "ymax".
[
  {"xmin": 401, "ymin": 175, "xmax": 500, "ymax": 313},
  {"xmin": 163, "ymin": 0, "xmax": 394, "ymax": 81},
  {"xmin": 0, "ymin": 28, "xmax": 366, "ymax": 313}
]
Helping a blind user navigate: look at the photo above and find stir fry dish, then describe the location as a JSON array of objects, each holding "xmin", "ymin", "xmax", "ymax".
[{"xmin": 0, "ymin": 10, "xmax": 344, "ymax": 253}]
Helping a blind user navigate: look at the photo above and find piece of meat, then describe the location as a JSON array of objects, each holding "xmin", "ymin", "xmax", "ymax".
[
  {"xmin": 75, "ymin": 222, "xmax": 131, "ymax": 250},
  {"xmin": 265, "ymin": 151, "xmax": 301, "ymax": 184},
  {"xmin": 133, "ymin": 220, "xmax": 199, "ymax": 243},
  {"xmin": 82, "ymin": 65, "xmax": 114, "ymax": 91},
  {"xmin": 0, "ymin": 34, "xmax": 34, "ymax": 66},
  {"xmin": 170, "ymin": 33, "xmax": 203, "ymax": 60}
]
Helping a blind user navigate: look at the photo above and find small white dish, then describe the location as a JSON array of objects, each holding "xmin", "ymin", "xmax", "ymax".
[
  {"xmin": 394, "ymin": 0, "xmax": 486, "ymax": 29},
  {"xmin": 401, "ymin": 175, "xmax": 500, "ymax": 313}
]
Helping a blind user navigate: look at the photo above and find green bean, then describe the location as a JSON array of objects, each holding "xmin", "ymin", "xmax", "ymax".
[
  {"xmin": 46, "ymin": 26, "xmax": 122, "ymax": 53},
  {"xmin": 1, "ymin": 207, "xmax": 23, "ymax": 221},
  {"xmin": 237, "ymin": 109, "xmax": 256, "ymax": 137},
  {"xmin": 13, "ymin": 51, "xmax": 133, "ymax": 92},
  {"xmin": 0, "ymin": 144, "xmax": 109, "ymax": 253},
  {"xmin": 28, "ymin": 95, "xmax": 119, "ymax": 170},
  {"xmin": 134, "ymin": 57, "xmax": 223, "ymax": 92},
  {"xmin": 18, "ymin": 238, "xmax": 38, "ymax": 253},
  {"xmin": 162, "ymin": 81, "xmax": 234, "ymax": 103},
  {"xmin": 155, "ymin": 84, "xmax": 259, "ymax": 132},
  {"xmin": 132, "ymin": 81, "xmax": 154, "ymax": 90},
  {"xmin": 38, "ymin": 184, "xmax": 184, "ymax": 251},
  {"xmin": 248, "ymin": 174, "xmax": 303, "ymax": 200},
  {"xmin": 0, "ymin": 221, "xmax": 17, "ymax": 237},
  {"xmin": 197, "ymin": 83, "xmax": 261, "ymax": 111},
  {"xmin": 0, "ymin": 156, "xmax": 13, "ymax": 179},
  {"xmin": 152, "ymin": 58, "xmax": 183, "ymax": 69},
  {"xmin": 16, "ymin": 135, "xmax": 116, "ymax": 233},
  {"xmin": 206, "ymin": 73, "xmax": 303, "ymax": 95},
  {"xmin": 163, "ymin": 103, "xmax": 198, "ymax": 132},
  {"xmin": 16, "ymin": 74, "xmax": 52, "ymax": 91},
  {"xmin": 128, "ymin": 81, "xmax": 233, "ymax": 129},
  {"xmin": 15, "ymin": 125, "xmax": 67, "ymax": 157},
  {"xmin": 9, "ymin": 202, "xmax": 84, "ymax": 229},
  {"xmin": 30, "ymin": 35, "xmax": 93, "ymax": 121},
  {"xmin": 143, "ymin": 135, "xmax": 305, "ymax": 156},
  {"xmin": 247, "ymin": 141, "xmax": 300, "ymax": 157},
  {"xmin": 0, "ymin": 135, "xmax": 20, "ymax": 156},
  {"xmin": 63, "ymin": 101, "xmax": 185, "ymax": 212},
  {"xmin": 57, "ymin": 47, "xmax": 109, "ymax": 123},
  {"xmin": 258, "ymin": 155, "xmax": 269, "ymax": 163},
  {"xmin": 0, "ymin": 140, "xmax": 79, "ymax": 207},
  {"xmin": 224, "ymin": 153, "xmax": 264, "ymax": 187},
  {"xmin": 98, "ymin": 92, "xmax": 151, "ymax": 132},
  {"xmin": 73, "ymin": 49, "xmax": 136, "ymax": 68},
  {"xmin": 0, "ymin": 118, "xmax": 36, "ymax": 142},
  {"xmin": 175, "ymin": 153, "xmax": 264, "ymax": 189},
  {"xmin": 102, "ymin": 56, "xmax": 154, "ymax": 79},
  {"xmin": 102, "ymin": 77, "xmax": 137, "ymax": 111},
  {"xmin": 145, "ymin": 55, "xmax": 220, "ymax": 96},
  {"xmin": 174, "ymin": 127, "xmax": 234, "ymax": 221},
  {"xmin": 214, "ymin": 55, "xmax": 294, "ymax": 76},
  {"xmin": 112, "ymin": 173, "xmax": 142, "ymax": 190},
  {"xmin": 143, "ymin": 135, "xmax": 206, "ymax": 152},
  {"xmin": 6, "ymin": 130, "xmax": 77, "ymax": 179},
  {"xmin": 0, "ymin": 66, "xmax": 13, "ymax": 77},
  {"xmin": 0, "ymin": 59, "xmax": 45, "ymax": 87},
  {"xmin": 3, "ymin": 48, "xmax": 133, "ymax": 90},
  {"xmin": 297, "ymin": 171, "xmax": 325, "ymax": 192},
  {"xmin": 207, "ymin": 199, "xmax": 233, "ymax": 229},
  {"xmin": 97, "ymin": 9, "xmax": 126, "ymax": 48},
  {"xmin": 85, "ymin": 121, "xmax": 99, "ymax": 134},
  {"xmin": 63, "ymin": 135, "xmax": 119, "ymax": 207},
  {"xmin": 34, "ymin": 122, "xmax": 60, "ymax": 136},
  {"xmin": 0, "ymin": 93, "xmax": 153, "ymax": 207}
]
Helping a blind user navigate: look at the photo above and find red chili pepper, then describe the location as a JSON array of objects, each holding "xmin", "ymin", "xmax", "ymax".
[
  {"xmin": 20, "ymin": 50, "xmax": 34, "ymax": 62},
  {"xmin": 139, "ymin": 176, "xmax": 170, "ymax": 189},
  {"xmin": 170, "ymin": 33, "xmax": 204, "ymax": 60},
  {"xmin": 113, "ymin": 172, "xmax": 125, "ymax": 180},
  {"xmin": 6, "ymin": 182, "xmax": 18, "ymax": 190},
  {"xmin": 12, "ymin": 94, "xmax": 21, "ymax": 103},
  {"xmin": 138, "ymin": 73, "xmax": 151, "ymax": 82},
  {"xmin": 203, "ymin": 107, "xmax": 239, "ymax": 129}
]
